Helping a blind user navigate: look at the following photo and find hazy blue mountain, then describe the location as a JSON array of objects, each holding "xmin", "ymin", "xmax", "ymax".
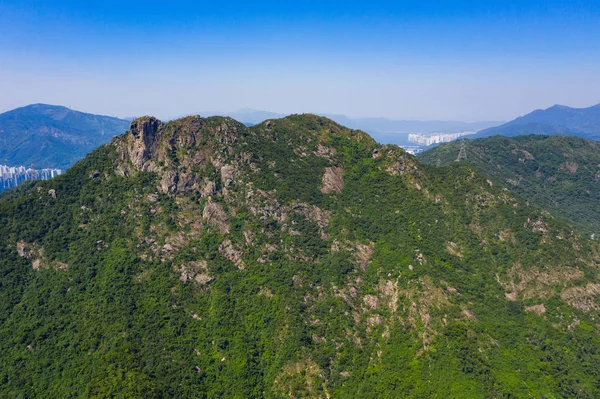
[
  {"xmin": 322, "ymin": 114, "xmax": 501, "ymax": 134},
  {"xmin": 203, "ymin": 108, "xmax": 501, "ymax": 145},
  {"xmin": 475, "ymin": 104, "xmax": 600, "ymax": 139},
  {"xmin": 0, "ymin": 104, "xmax": 130, "ymax": 169},
  {"xmin": 323, "ymin": 115, "xmax": 502, "ymax": 145}
]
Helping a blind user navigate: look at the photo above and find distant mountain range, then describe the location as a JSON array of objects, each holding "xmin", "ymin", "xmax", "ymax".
[
  {"xmin": 5, "ymin": 102, "xmax": 600, "ymax": 174},
  {"xmin": 204, "ymin": 108, "xmax": 502, "ymax": 146},
  {"xmin": 475, "ymin": 104, "xmax": 600, "ymax": 140},
  {"xmin": 0, "ymin": 104, "xmax": 130, "ymax": 169}
]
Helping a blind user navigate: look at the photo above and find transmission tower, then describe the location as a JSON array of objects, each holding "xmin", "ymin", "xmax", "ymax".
[{"xmin": 456, "ymin": 138, "xmax": 467, "ymax": 162}]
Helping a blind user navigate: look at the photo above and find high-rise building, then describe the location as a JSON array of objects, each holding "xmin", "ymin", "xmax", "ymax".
[
  {"xmin": 0, "ymin": 164, "xmax": 62, "ymax": 193},
  {"xmin": 408, "ymin": 131, "xmax": 475, "ymax": 146}
]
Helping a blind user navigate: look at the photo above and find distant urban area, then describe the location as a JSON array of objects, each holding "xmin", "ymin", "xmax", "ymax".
[
  {"xmin": 408, "ymin": 131, "xmax": 475, "ymax": 146},
  {"xmin": 0, "ymin": 164, "xmax": 62, "ymax": 193}
]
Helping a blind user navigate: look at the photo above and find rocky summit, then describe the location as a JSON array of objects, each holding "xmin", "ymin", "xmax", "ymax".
[{"xmin": 2, "ymin": 114, "xmax": 600, "ymax": 398}]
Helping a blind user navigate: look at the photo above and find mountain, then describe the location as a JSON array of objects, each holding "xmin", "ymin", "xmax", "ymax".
[
  {"xmin": 0, "ymin": 104, "xmax": 130, "ymax": 169},
  {"xmin": 204, "ymin": 108, "xmax": 501, "ymax": 145},
  {"xmin": 419, "ymin": 134, "xmax": 600, "ymax": 236},
  {"xmin": 475, "ymin": 104, "xmax": 600, "ymax": 140},
  {"xmin": 2, "ymin": 115, "xmax": 600, "ymax": 397}
]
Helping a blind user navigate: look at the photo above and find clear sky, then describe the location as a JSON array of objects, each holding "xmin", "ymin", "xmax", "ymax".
[{"xmin": 1, "ymin": 0, "xmax": 599, "ymax": 121}]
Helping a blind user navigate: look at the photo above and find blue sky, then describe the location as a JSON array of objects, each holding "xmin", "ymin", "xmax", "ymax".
[{"xmin": 1, "ymin": 0, "xmax": 599, "ymax": 121}]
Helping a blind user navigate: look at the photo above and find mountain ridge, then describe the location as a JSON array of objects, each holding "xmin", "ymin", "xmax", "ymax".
[
  {"xmin": 475, "ymin": 103, "xmax": 600, "ymax": 140},
  {"xmin": 419, "ymin": 134, "xmax": 600, "ymax": 236}
]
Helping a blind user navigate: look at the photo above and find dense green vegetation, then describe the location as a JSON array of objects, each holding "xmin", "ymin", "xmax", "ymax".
[
  {"xmin": 0, "ymin": 103, "xmax": 129, "ymax": 169},
  {"xmin": 420, "ymin": 134, "xmax": 600, "ymax": 237},
  {"xmin": 2, "ymin": 116, "xmax": 600, "ymax": 398}
]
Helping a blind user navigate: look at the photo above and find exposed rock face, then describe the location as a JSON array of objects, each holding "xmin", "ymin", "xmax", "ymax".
[
  {"xmin": 16, "ymin": 241, "xmax": 36, "ymax": 259},
  {"xmin": 202, "ymin": 199, "xmax": 230, "ymax": 234},
  {"xmin": 220, "ymin": 165, "xmax": 235, "ymax": 186},
  {"xmin": 525, "ymin": 304, "xmax": 547, "ymax": 316},
  {"xmin": 321, "ymin": 166, "xmax": 344, "ymax": 194},
  {"xmin": 218, "ymin": 239, "xmax": 245, "ymax": 270},
  {"xmin": 363, "ymin": 295, "xmax": 380, "ymax": 310},
  {"xmin": 445, "ymin": 241, "xmax": 463, "ymax": 257},
  {"xmin": 159, "ymin": 170, "xmax": 178, "ymax": 193},
  {"xmin": 501, "ymin": 263, "xmax": 584, "ymax": 303},
  {"xmin": 292, "ymin": 203, "xmax": 332, "ymax": 230},
  {"xmin": 201, "ymin": 180, "xmax": 217, "ymax": 196},
  {"xmin": 175, "ymin": 260, "xmax": 214, "ymax": 285},
  {"xmin": 560, "ymin": 160, "xmax": 579, "ymax": 174},
  {"xmin": 561, "ymin": 283, "xmax": 600, "ymax": 312},
  {"xmin": 126, "ymin": 117, "xmax": 162, "ymax": 170},
  {"xmin": 115, "ymin": 116, "xmax": 249, "ymax": 196},
  {"xmin": 355, "ymin": 242, "xmax": 375, "ymax": 270},
  {"xmin": 16, "ymin": 241, "xmax": 67, "ymax": 270},
  {"xmin": 524, "ymin": 217, "xmax": 548, "ymax": 233}
]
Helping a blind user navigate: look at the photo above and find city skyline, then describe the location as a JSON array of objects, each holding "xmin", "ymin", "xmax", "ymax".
[
  {"xmin": 0, "ymin": 164, "xmax": 62, "ymax": 193},
  {"xmin": 408, "ymin": 132, "xmax": 475, "ymax": 146}
]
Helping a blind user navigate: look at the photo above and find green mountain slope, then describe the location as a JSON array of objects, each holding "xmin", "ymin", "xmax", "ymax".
[
  {"xmin": 419, "ymin": 135, "xmax": 600, "ymax": 237},
  {"xmin": 2, "ymin": 116, "xmax": 600, "ymax": 398},
  {"xmin": 0, "ymin": 104, "xmax": 130, "ymax": 169}
]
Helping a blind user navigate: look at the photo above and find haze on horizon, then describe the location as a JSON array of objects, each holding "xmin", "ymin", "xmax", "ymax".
[{"xmin": 1, "ymin": 0, "xmax": 599, "ymax": 122}]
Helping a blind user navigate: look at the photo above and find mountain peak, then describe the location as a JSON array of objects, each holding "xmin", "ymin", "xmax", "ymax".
[
  {"xmin": 26, "ymin": 103, "xmax": 69, "ymax": 110},
  {"xmin": 113, "ymin": 113, "xmax": 382, "ymax": 195},
  {"xmin": 6, "ymin": 103, "xmax": 71, "ymax": 116},
  {"xmin": 548, "ymin": 104, "xmax": 570, "ymax": 109}
]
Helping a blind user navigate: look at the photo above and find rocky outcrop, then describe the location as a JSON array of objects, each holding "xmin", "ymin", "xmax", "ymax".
[
  {"xmin": 126, "ymin": 117, "xmax": 162, "ymax": 170},
  {"xmin": 220, "ymin": 165, "xmax": 235, "ymax": 186},
  {"xmin": 560, "ymin": 160, "xmax": 579, "ymax": 174},
  {"xmin": 525, "ymin": 304, "xmax": 546, "ymax": 316},
  {"xmin": 201, "ymin": 180, "xmax": 217, "ymax": 196},
  {"xmin": 16, "ymin": 241, "xmax": 38, "ymax": 259},
  {"xmin": 16, "ymin": 241, "xmax": 67, "ymax": 270},
  {"xmin": 355, "ymin": 242, "xmax": 375, "ymax": 270},
  {"xmin": 321, "ymin": 167, "xmax": 344, "ymax": 194},
  {"xmin": 202, "ymin": 199, "xmax": 230, "ymax": 234},
  {"xmin": 218, "ymin": 239, "xmax": 245, "ymax": 269},
  {"xmin": 175, "ymin": 260, "xmax": 214, "ymax": 285},
  {"xmin": 292, "ymin": 203, "xmax": 332, "ymax": 230},
  {"xmin": 561, "ymin": 283, "xmax": 600, "ymax": 312},
  {"xmin": 115, "ymin": 116, "xmax": 250, "ymax": 196}
]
